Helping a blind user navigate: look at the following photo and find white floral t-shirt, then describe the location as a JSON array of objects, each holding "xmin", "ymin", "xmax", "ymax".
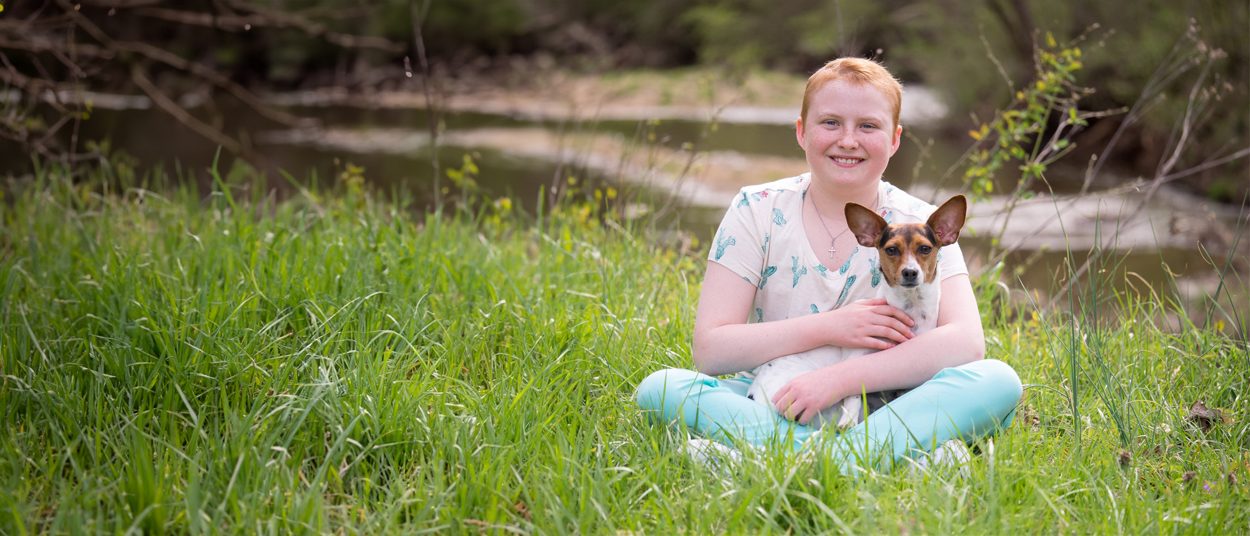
[{"xmin": 708, "ymin": 174, "xmax": 968, "ymax": 374}]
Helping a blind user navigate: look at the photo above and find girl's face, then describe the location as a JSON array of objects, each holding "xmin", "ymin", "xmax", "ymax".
[{"xmin": 796, "ymin": 79, "xmax": 902, "ymax": 193}]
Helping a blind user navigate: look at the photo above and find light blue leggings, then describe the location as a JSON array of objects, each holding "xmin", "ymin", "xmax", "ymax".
[{"xmin": 635, "ymin": 359, "xmax": 1022, "ymax": 473}]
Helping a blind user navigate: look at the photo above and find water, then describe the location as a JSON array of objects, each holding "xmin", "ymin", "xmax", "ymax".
[{"xmin": 2, "ymin": 97, "xmax": 1245, "ymax": 320}]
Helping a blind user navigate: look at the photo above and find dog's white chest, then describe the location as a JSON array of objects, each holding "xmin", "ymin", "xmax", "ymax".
[
  {"xmin": 885, "ymin": 283, "xmax": 940, "ymax": 335},
  {"xmin": 746, "ymin": 282, "xmax": 942, "ymax": 429}
]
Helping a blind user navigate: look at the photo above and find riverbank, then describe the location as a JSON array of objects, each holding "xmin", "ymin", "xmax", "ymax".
[
  {"xmin": 266, "ymin": 68, "xmax": 951, "ymax": 127},
  {"xmin": 259, "ymin": 68, "xmax": 1245, "ymax": 256},
  {"xmin": 6, "ymin": 69, "xmax": 1247, "ymax": 294},
  {"xmin": 255, "ymin": 121, "xmax": 1248, "ymax": 262}
]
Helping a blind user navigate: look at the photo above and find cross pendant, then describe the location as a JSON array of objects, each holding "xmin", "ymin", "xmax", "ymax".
[{"xmin": 827, "ymin": 243, "xmax": 837, "ymax": 258}]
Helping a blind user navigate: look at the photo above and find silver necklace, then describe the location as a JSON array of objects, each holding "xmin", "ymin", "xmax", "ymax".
[{"xmin": 809, "ymin": 189, "xmax": 880, "ymax": 259}]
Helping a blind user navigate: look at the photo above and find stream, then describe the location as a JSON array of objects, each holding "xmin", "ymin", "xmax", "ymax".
[{"xmin": 3, "ymin": 91, "xmax": 1245, "ymax": 318}]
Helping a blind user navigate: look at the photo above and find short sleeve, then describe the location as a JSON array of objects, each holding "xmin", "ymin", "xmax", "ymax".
[
  {"xmin": 937, "ymin": 241, "xmax": 969, "ymax": 281},
  {"xmin": 708, "ymin": 190, "xmax": 765, "ymax": 286}
]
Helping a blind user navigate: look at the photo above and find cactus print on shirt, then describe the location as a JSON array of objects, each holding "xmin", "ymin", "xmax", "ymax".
[{"xmin": 706, "ymin": 174, "xmax": 969, "ymax": 376}]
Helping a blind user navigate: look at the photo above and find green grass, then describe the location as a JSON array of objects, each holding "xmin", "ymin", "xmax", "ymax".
[{"xmin": 1, "ymin": 163, "xmax": 1247, "ymax": 534}]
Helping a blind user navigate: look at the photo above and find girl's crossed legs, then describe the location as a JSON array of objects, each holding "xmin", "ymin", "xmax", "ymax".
[{"xmin": 635, "ymin": 359, "xmax": 1022, "ymax": 473}]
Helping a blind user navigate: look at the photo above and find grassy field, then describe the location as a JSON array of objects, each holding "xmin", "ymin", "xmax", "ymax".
[{"xmin": 1, "ymin": 164, "xmax": 1247, "ymax": 534}]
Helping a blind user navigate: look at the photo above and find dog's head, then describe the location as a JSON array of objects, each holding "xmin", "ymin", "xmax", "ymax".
[{"xmin": 845, "ymin": 195, "xmax": 967, "ymax": 288}]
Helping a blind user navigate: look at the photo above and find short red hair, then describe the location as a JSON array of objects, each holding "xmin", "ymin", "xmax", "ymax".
[{"xmin": 801, "ymin": 58, "xmax": 903, "ymax": 130}]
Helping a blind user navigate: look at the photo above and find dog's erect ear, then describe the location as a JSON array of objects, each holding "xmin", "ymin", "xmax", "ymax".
[
  {"xmin": 845, "ymin": 202, "xmax": 888, "ymax": 247},
  {"xmin": 927, "ymin": 195, "xmax": 967, "ymax": 246}
]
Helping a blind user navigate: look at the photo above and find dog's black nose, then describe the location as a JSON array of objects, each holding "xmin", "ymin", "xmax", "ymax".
[{"xmin": 901, "ymin": 268, "xmax": 919, "ymax": 282}]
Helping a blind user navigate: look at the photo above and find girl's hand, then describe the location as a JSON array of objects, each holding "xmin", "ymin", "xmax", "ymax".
[
  {"xmin": 823, "ymin": 297, "xmax": 914, "ymax": 349},
  {"xmin": 771, "ymin": 366, "xmax": 842, "ymax": 425}
]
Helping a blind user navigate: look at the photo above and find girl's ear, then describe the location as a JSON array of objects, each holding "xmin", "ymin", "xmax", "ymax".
[
  {"xmin": 927, "ymin": 195, "xmax": 967, "ymax": 246},
  {"xmin": 795, "ymin": 117, "xmax": 806, "ymax": 151},
  {"xmin": 846, "ymin": 202, "xmax": 887, "ymax": 247},
  {"xmin": 889, "ymin": 124, "xmax": 903, "ymax": 156}
]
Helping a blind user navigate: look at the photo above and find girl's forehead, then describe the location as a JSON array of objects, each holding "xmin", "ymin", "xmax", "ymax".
[{"xmin": 808, "ymin": 81, "xmax": 894, "ymax": 116}]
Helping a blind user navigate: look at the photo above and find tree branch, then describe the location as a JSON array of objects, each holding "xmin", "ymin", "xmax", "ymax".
[
  {"xmin": 218, "ymin": 1, "xmax": 404, "ymax": 53},
  {"xmin": 130, "ymin": 62, "xmax": 247, "ymax": 159}
]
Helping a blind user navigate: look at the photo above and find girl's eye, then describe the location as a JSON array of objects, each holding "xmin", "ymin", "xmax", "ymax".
[
  {"xmin": 861, "ymin": 123, "xmax": 877, "ymax": 130},
  {"xmin": 885, "ymin": 246, "xmax": 900, "ymax": 256},
  {"xmin": 918, "ymin": 245, "xmax": 933, "ymax": 255}
]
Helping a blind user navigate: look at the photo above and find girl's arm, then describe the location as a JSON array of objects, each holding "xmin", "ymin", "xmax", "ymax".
[
  {"xmin": 771, "ymin": 273, "xmax": 986, "ymax": 424},
  {"xmin": 691, "ymin": 261, "xmax": 916, "ymax": 376}
]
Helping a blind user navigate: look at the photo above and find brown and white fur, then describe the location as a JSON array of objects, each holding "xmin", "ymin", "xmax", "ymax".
[{"xmin": 746, "ymin": 195, "xmax": 968, "ymax": 429}]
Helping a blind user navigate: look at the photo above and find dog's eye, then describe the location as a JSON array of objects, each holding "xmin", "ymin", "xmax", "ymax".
[
  {"xmin": 884, "ymin": 246, "xmax": 900, "ymax": 256},
  {"xmin": 918, "ymin": 245, "xmax": 933, "ymax": 255}
]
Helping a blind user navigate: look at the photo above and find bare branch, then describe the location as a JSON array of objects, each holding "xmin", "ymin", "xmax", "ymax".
[
  {"xmin": 53, "ymin": 2, "xmax": 309, "ymax": 130},
  {"xmin": 129, "ymin": 62, "xmax": 246, "ymax": 158},
  {"xmin": 3, "ymin": 0, "xmax": 409, "ymax": 170},
  {"xmin": 218, "ymin": 1, "xmax": 403, "ymax": 53},
  {"xmin": 131, "ymin": 5, "xmax": 401, "ymax": 53},
  {"xmin": 1083, "ymin": 26, "xmax": 1209, "ymax": 193},
  {"xmin": 1155, "ymin": 147, "xmax": 1250, "ymax": 185},
  {"xmin": 1044, "ymin": 46, "xmax": 1243, "ymax": 309},
  {"xmin": 1151, "ymin": 51, "xmax": 1215, "ymax": 190},
  {"xmin": 77, "ymin": 0, "xmax": 163, "ymax": 7},
  {"xmin": 0, "ymin": 27, "xmax": 115, "ymax": 62},
  {"xmin": 410, "ymin": 0, "xmax": 441, "ymax": 206}
]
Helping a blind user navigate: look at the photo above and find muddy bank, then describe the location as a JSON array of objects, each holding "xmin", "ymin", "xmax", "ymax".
[
  {"xmin": 259, "ymin": 125, "xmax": 807, "ymax": 208},
  {"xmin": 260, "ymin": 124, "xmax": 1246, "ymax": 261},
  {"xmin": 17, "ymin": 85, "xmax": 1246, "ymax": 263},
  {"xmin": 267, "ymin": 85, "xmax": 949, "ymax": 128}
]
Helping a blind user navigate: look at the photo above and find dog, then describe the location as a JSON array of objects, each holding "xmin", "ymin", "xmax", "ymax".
[{"xmin": 746, "ymin": 195, "xmax": 968, "ymax": 428}]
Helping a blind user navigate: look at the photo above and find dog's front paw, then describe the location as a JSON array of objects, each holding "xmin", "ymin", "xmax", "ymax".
[{"xmin": 835, "ymin": 397, "xmax": 863, "ymax": 429}]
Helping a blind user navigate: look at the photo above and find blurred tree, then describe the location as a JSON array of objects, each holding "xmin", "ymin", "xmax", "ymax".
[
  {"xmin": 0, "ymin": 0, "xmax": 402, "ymax": 165},
  {"xmin": 888, "ymin": 0, "xmax": 1246, "ymax": 201},
  {"xmin": 2, "ymin": 0, "xmax": 1243, "ymax": 200},
  {"xmin": 680, "ymin": 0, "xmax": 901, "ymax": 72}
]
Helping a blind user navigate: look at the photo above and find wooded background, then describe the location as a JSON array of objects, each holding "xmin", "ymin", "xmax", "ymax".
[{"xmin": 1, "ymin": 0, "xmax": 1246, "ymax": 201}]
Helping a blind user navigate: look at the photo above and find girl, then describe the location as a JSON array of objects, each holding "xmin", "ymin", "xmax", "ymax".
[{"xmin": 635, "ymin": 57, "xmax": 1021, "ymax": 473}]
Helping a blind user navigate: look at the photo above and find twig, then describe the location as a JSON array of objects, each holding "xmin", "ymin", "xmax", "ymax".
[
  {"xmin": 129, "ymin": 63, "xmax": 246, "ymax": 158},
  {"xmin": 979, "ymin": 29, "xmax": 1016, "ymax": 95},
  {"xmin": 1071, "ymin": 50, "xmax": 1223, "ymax": 274},
  {"xmin": 56, "ymin": 1, "xmax": 310, "ymax": 128},
  {"xmin": 410, "ymin": 0, "xmax": 441, "ymax": 207},
  {"xmin": 1083, "ymin": 26, "xmax": 1206, "ymax": 193},
  {"xmin": 134, "ymin": 6, "xmax": 402, "ymax": 53},
  {"xmin": 77, "ymin": 0, "xmax": 162, "ymax": 7},
  {"xmin": 2, "ymin": 0, "xmax": 403, "ymax": 169},
  {"xmin": 222, "ymin": 0, "xmax": 403, "ymax": 53},
  {"xmin": 1147, "ymin": 49, "xmax": 1217, "ymax": 199}
]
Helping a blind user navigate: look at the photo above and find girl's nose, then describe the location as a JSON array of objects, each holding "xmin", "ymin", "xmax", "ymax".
[{"xmin": 836, "ymin": 129, "xmax": 858, "ymax": 149}]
